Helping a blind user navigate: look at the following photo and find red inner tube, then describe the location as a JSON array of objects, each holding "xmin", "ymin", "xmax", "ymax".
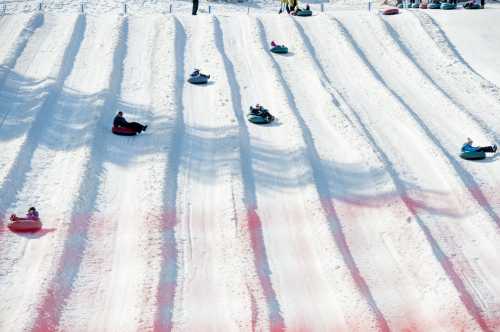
[
  {"xmin": 8, "ymin": 218, "xmax": 42, "ymax": 232},
  {"xmin": 112, "ymin": 126, "xmax": 137, "ymax": 136},
  {"xmin": 383, "ymin": 8, "xmax": 399, "ymax": 15}
]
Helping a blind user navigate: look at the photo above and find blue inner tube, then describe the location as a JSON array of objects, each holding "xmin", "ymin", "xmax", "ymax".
[
  {"xmin": 270, "ymin": 46, "xmax": 288, "ymax": 54},
  {"xmin": 412, "ymin": 3, "xmax": 420, "ymax": 8},
  {"xmin": 440, "ymin": 3, "xmax": 456, "ymax": 9},
  {"xmin": 247, "ymin": 113, "xmax": 274, "ymax": 124},
  {"xmin": 460, "ymin": 150, "xmax": 486, "ymax": 160},
  {"xmin": 428, "ymin": 3, "xmax": 441, "ymax": 8},
  {"xmin": 296, "ymin": 9, "xmax": 312, "ymax": 16},
  {"xmin": 188, "ymin": 75, "xmax": 209, "ymax": 84}
]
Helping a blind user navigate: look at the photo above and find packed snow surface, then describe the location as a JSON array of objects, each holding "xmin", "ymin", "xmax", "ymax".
[{"xmin": 0, "ymin": 4, "xmax": 500, "ymax": 332}]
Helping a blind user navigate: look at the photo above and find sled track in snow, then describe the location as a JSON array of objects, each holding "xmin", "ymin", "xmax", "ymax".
[
  {"xmin": 31, "ymin": 17, "xmax": 128, "ymax": 332},
  {"xmin": 153, "ymin": 16, "xmax": 184, "ymax": 332},
  {"xmin": 334, "ymin": 19, "xmax": 490, "ymax": 331},
  {"xmin": 295, "ymin": 14, "xmax": 495, "ymax": 330},
  {"xmin": 256, "ymin": 17, "xmax": 390, "ymax": 332},
  {"xmin": 330, "ymin": 16, "xmax": 493, "ymax": 331},
  {"xmin": 213, "ymin": 17, "xmax": 284, "ymax": 332}
]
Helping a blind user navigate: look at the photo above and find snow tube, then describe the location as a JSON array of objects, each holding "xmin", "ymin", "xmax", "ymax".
[
  {"xmin": 247, "ymin": 112, "xmax": 275, "ymax": 124},
  {"xmin": 188, "ymin": 74, "xmax": 210, "ymax": 84},
  {"xmin": 440, "ymin": 2, "xmax": 456, "ymax": 9},
  {"xmin": 383, "ymin": 7, "xmax": 400, "ymax": 14},
  {"xmin": 412, "ymin": 3, "xmax": 420, "ymax": 8},
  {"xmin": 295, "ymin": 9, "xmax": 312, "ymax": 16},
  {"xmin": 460, "ymin": 150, "xmax": 486, "ymax": 160},
  {"xmin": 112, "ymin": 126, "xmax": 137, "ymax": 136},
  {"xmin": 420, "ymin": 3, "xmax": 428, "ymax": 8},
  {"xmin": 464, "ymin": 3, "xmax": 481, "ymax": 8},
  {"xmin": 428, "ymin": 2, "xmax": 441, "ymax": 8},
  {"xmin": 8, "ymin": 218, "xmax": 42, "ymax": 232},
  {"xmin": 270, "ymin": 45, "xmax": 288, "ymax": 54}
]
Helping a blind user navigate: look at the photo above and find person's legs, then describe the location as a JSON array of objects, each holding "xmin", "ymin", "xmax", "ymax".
[
  {"xmin": 477, "ymin": 146, "xmax": 495, "ymax": 153},
  {"xmin": 192, "ymin": 0, "xmax": 199, "ymax": 15},
  {"xmin": 125, "ymin": 122, "xmax": 146, "ymax": 133}
]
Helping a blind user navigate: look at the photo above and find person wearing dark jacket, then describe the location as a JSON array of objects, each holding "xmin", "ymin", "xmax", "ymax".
[
  {"xmin": 192, "ymin": 0, "xmax": 199, "ymax": 15},
  {"xmin": 462, "ymin": 138, "xmax": 497, "ymax": 153},
  {"xmin": 113, "ymin": 111, "xmax": 147, "ymax": 134}
]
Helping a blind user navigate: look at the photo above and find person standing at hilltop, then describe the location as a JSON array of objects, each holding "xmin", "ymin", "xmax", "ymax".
[{"xmin": 192, "ymin": 0, "xmax": 199, "ymax": 15}]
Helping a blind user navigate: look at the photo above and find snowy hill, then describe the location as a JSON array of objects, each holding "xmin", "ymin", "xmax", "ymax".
[{"xmin": 1, "ymin": 5, "xmax": 500, "ymax": 332}]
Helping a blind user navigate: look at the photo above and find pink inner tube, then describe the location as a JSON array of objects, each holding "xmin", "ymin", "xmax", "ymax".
[
  {"xmin": 383, "ymin": 7, "xmax": 399, "ymax": 15},
  {"xmin": 8, "ymin": 219, "xmax": 42, "ymax": 232}
]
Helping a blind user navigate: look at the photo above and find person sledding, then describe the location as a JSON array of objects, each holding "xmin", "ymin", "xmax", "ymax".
[
  {"xmin": 462, "ymin": 138, "xmax": 497, "ymax": 153},
  {"xmin": 188, "ymin": 68, "xmax": 210, "ymax": 84},
  {"xmin": 270, "ymin": 41, "xmax": 288, "ymax": 54},
  {"xmin": 190, "ymin": 69, "xmax": 209, "ymax": 79},
  {"xmin": 460, "ymin": 137, "xmax": 497, "ymax": 160},
  {"xmin": 112, "ymin": 111, "xmax": 147, "ymax": 135},
  {"xmin": 8, "ymin": 207, "xmax": 42, "ymax": 232},
  {"xmin": 247, "ymin": 104, "xmax": 275, "ymax": 124},
  {"xmin": 291, "ymin": 4, "xmax": 312, "ymax": 16},
  {"xmin": 10, "ymin": 207, "xmax": 40, "ymax": 222}
]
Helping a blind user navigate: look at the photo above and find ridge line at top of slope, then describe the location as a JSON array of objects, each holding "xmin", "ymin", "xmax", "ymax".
[
  {"xmin": 323, "ymin": 15, "xmax": 495, "ymax": 331},
  {"xmin": 412, "ymin": 10, "xmax": 500, "ymax": 97},
  {"xmin": 378, "ymin": 14, "xmax": 499, "ymax": 143},
  {"xmin": 329, "ymin": 15, "xmax": 500, "ymax": 229},
  {"xmin": 256, "ymin": 16, "xmax": 391, "ymax": 332},
  {"xmin": 30, "ymin": 16, "xmax": 129, "ymax": 332}
]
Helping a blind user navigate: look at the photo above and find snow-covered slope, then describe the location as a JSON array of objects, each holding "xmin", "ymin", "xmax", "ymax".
[
  {"xmin": 424, "ymin": 5, "xmax": 500, "ymax": 87},
  {"xmin": 0, "ymin": 8, "xmax": 499, "ymax": 332}
]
